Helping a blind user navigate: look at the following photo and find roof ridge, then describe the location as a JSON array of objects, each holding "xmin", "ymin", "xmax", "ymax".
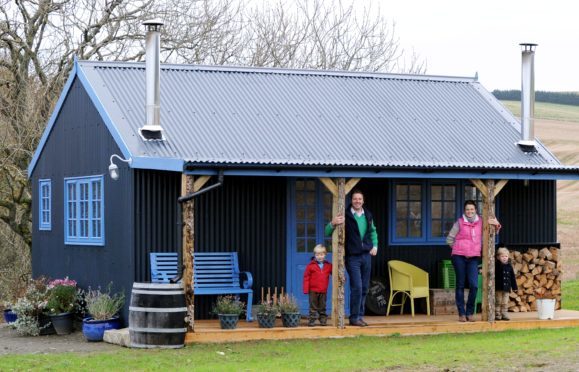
[{"xmin": 78, "ymin": 59, "xmax": 476, "ymax": 83}]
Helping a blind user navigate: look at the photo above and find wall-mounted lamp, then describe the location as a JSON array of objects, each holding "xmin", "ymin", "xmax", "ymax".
[{"xmin": 109, "ymin": 154, "xmax": 132, "ymax": 180}]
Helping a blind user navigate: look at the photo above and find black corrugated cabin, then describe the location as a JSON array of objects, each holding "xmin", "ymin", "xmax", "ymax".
[{"xmin": 28, "ymin": 49, "xmax": 579, "ymax": 322}]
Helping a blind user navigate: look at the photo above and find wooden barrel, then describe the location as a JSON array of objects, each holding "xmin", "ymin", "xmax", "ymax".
[{"xmin": 129, "ymin": 282, "xmax": 187, "ymax": 348}]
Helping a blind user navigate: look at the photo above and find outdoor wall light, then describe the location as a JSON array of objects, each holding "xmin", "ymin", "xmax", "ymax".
[{"xmin": 109, "ymin": 154, "xmax": 132, "ymax": 180}]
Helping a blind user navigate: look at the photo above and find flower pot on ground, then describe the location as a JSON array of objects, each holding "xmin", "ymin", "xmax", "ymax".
[
  {"xmin": 212, "ymin": 296, "xmax": 245, "ymax": 330},
  {"xmin": 82, "ymin": 316, "xmax": 122, "ymax": 341},
  {"xmin": 12, "ymin": 277, "xmax": 52, "ymax": 336},
  {"xmin": 49, "ymin": 312, "xmax": 74, "ymax": 335},
  {"xmin": 256, "ymin": 301, "xmax": 278, "ymax": 328},
  {"xmin": 3, "ymin": 309, "xmax": 18, "ymax": 324},
  {"xmin": 278, "ymin": 294, "xmax": 301, "ymax": 328},
  {"xmin": 82, "ymin": 284, "xmax": 125, "ymax": 341},
  {"xmin": 46, "ymin": 278, "xmax": 79, "ymax": 335}
]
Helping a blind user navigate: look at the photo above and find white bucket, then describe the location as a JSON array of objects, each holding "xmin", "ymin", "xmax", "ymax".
[{"xmin": 536, "ymin": 299, "xmax": 556, "ymax": 320}]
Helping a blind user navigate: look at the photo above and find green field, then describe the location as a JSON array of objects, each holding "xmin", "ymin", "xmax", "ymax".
[{"xmin": 501, "ymin": 100, "xmax": 579, "ymax": 123}]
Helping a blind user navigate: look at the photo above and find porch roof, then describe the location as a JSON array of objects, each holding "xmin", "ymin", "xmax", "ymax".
[{"xmin": 28, "ymin": 59, "xmax": 579, "ymax": 178}]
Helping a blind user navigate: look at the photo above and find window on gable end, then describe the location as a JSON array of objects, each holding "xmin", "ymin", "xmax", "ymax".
[{"xmin": 39, "ymin": 179, "xmax": 52, "ymax": 230}]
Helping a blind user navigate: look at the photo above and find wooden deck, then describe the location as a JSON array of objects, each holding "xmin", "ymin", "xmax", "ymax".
[{"xmin": 185, "ymin": 310, "xmax": 579, "ymax": 344}]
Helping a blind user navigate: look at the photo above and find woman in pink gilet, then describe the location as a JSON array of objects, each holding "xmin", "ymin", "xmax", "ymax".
[{"xmin": 446, "ymin": 200, "xmax": 501, "ymax": 322}]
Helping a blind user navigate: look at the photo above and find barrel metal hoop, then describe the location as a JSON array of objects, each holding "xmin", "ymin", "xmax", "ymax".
[
  {"xmin": 131, "ymin": 289, "xmax": 185, "ymax": 295},
  {"xmin": 129, "ymin": 306, "xmax": 187, "ymax": 313},
  {"xmin": 129, "ymin": 327, "xmax": 187, "ymax": 333},
  {"xmin": 131, "ymin": 343, "xmax": 184, "ymax": 349},
  {"xmin": 132, "ymin": 283, "xmax": 183, "ymax": 289}
]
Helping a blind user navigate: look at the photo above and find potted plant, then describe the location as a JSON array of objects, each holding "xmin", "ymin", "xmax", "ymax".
[
  {"xmin": 2, "ymin": 275, "xmax": 28, "ymax": 325},
  {"xmin": 46, "ymin": 277, "xmax": 78, "ymax": 335},
  {"xmin": 82, "ymin": 284, "xmax": 125, "ymax": 342},
  {"xmin": 11, "ymin": 277, "xmax": 54, "ymax": 336},
  {"xmin": 278, "ymin": 294, "xmax": 301, "ymax": 328},
  {"xmin": 212, "ymin": 295, "xmax": 245, "ymax": 330},
  {"xmin": 3, "ymin": 302, "xmax": 18, "ymax": 324},
  {"xmin": 255, "ymin": 300, "xmax": 278, "ymax": 328}
]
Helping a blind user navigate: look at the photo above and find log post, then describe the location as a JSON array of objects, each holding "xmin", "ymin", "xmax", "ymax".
[
  {"xmin": 471, "ymin": 179, "xmax": 508, "ymax": 322},
  {"xmin": 181, "ymin": 175, "xmax": 211, "ymax": 332},
  {"xmin": 481, "ymin": 180, "xmax": 496, "ymax": 322},
  {"xmin": 334, "ymin": 178, "xmax": 346, "ymax": 328},
  {"xmin": 182, "ymin": 175, "xmax": 195, "ymax": 331},
  {"xmin": 320, "ymin": 177, "xmax": 359, "ymax": 328}
]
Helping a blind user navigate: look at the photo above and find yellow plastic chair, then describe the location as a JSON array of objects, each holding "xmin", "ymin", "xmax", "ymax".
[{"xmin": 386, "ymin": 260, "xmax": 430, "ymax": 317}]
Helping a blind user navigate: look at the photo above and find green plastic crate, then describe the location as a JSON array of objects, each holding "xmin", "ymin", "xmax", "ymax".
[{"xmin": 439, "ymin": 260, "xmax": 456, "ymax": 289}]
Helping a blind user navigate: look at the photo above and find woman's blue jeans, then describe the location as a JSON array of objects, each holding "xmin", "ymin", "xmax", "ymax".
[{"xmin": 451, "ymin": 255, "xmax": 480, "ymax": 316}]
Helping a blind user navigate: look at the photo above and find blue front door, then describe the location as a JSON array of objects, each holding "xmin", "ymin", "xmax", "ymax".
[{"xmin": 287, "ymin": 179, "xmax": 349, "ymax": 315}]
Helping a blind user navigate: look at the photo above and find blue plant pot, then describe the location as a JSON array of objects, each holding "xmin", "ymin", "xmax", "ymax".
[
  {"xmin": 281, "ymin": 312, "xmax": 301, "ymax": 328},
  {"xmin": 218, "ymin": 314, "xmax": 239, "ymax": 329},
  {"xmin": 3, "ymin": 309, "xmax": 17, "ymax": 324},
  {"xmin": 257, "ymin": 313, "xmax": 276, "ymax": 328},
  {"xmin": 82, "ymin": 316, "xmax": 121, "ymax": 342}
]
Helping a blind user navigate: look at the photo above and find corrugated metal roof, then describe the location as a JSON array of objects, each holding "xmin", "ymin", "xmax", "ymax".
[{"xmin": 77, "ymin": 60, "xmax": 573, "ymax": 171}]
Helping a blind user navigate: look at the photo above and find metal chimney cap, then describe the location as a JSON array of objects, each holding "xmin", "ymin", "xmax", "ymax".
[
  {"xmin": 139, "ymin": 125, "xmax": 164, "ymax": 141},
  {"xmin": 519, "ymin": 43, "xmax": 538, "ymax": 51},
  {"xmin": 143, "ymin": 19, "xmax": 164, "ymax": 28}
]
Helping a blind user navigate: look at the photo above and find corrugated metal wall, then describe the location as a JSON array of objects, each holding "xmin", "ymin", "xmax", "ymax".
[
  {"xmin": 30, "ymin": 78, "xmax": 135, "ymax": 322},
  {"xmin": 133, "ymin": 170, "xmax": 182, "ymax": 282},
  {"xmin": 193, "ymin": 176, "xmax": 287, "ymax": 318},
  {"xmin": 497, "ymin": 180, "xmax": 557, "ymax": 248}
]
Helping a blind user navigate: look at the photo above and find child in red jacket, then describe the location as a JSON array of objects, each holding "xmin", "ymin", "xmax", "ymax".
[{"xmin": 303, "ymin": 244, "xmax": 332, "ymax": 326}]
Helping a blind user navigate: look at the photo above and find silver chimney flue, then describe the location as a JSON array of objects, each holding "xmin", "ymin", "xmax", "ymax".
[
  {"xmin": 139, "ymin": 19, "xmax": 165, "ymax": 141},
  {"xmin": 518, "ymin": 43, "xmax": 538, "ymax": 152}
]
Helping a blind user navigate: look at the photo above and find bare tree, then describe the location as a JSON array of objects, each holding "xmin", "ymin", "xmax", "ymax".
[{"xmin": 0, "ymin": 0, "xmax": 425, "ymax": 254}]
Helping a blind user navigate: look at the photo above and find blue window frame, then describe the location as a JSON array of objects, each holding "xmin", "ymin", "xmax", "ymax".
[
  {"xmin": 390, "ymin": 180, "xmax": 495, "ymax": 245},
  {"xmin": 39, "ymin": 179, "xmax": 51, "ymax": 230},
  {"xmin": 64, "ymin": 176, "xmax": 104, "ymax": 245},
  {"xmin": 292, "ymin": 178, "xmax": 333, "ymax": 252},
  {"xmin": 429, "ymin": 182, "xmax": 457, "ymax": 240},
  {"xmin": 394, "ymin": 183, "xmax": 423, "ymax": 241}
]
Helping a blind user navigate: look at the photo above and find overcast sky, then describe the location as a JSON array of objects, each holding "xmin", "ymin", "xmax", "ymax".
[{"xmin": 376, "ymin": 0, "xmax": 578, "ymax": 92}]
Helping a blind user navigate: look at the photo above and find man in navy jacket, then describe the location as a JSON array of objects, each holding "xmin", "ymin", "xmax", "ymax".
[{"xmin": 326, "ymin": 189, "xmax": 378, "ymax": 326}]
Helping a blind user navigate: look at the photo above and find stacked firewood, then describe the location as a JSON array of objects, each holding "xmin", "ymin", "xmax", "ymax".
[{"xmin": 508, "ymin": 247, "xmax": 562, "ymax": 312}]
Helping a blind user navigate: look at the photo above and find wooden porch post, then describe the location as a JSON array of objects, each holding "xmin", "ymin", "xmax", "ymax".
[
  {"xmin": 181, "ymin": 175, "xmax": 211, "ymax": 332},
  {"xmin": 319, "ymin": 177, "xmax": 360, "ymax": 329},
  {"xmin": 470, "ymin": 179, "xmax": 508, "ymax": 322}
]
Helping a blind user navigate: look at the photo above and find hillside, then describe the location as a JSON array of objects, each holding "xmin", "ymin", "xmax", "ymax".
[{"xmin": 501, "ymin": 100, "xmax": 579, "ymax": 280}]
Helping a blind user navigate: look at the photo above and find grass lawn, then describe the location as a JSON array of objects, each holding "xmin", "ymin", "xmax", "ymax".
[
  {"xmin": 563, "ymin": 279, "xmax": 579, "ymax": 310},
  {"xmin": 0, "ymin": 328, "xmax": 578, "ymax": 371},
  {"xmin": 1, "ymin": 280, "xmax": 577, "ymax": 371},
  {"xmin": 500, "ymin": 100, "xmax": 579, "ymax": 123}
]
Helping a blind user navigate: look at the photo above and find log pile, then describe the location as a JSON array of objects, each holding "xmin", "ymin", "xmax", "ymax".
[{"xmin": 508, "ymin": 247, "xmax": 562, "ymax": 312}]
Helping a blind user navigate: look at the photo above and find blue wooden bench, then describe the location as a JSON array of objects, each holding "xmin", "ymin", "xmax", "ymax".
[
  {"xmin": 150, "ymin": 252, "xmax": 254, "ymax": 321},
  {"xmin": 150, "ymin": 252, "xmax": 180, "ymax": 283}
]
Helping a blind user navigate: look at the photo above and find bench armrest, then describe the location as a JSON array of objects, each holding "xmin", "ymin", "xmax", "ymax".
[{"xmin": 240, "ymin": 271, "xmax": 253, "ymax": 289}]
